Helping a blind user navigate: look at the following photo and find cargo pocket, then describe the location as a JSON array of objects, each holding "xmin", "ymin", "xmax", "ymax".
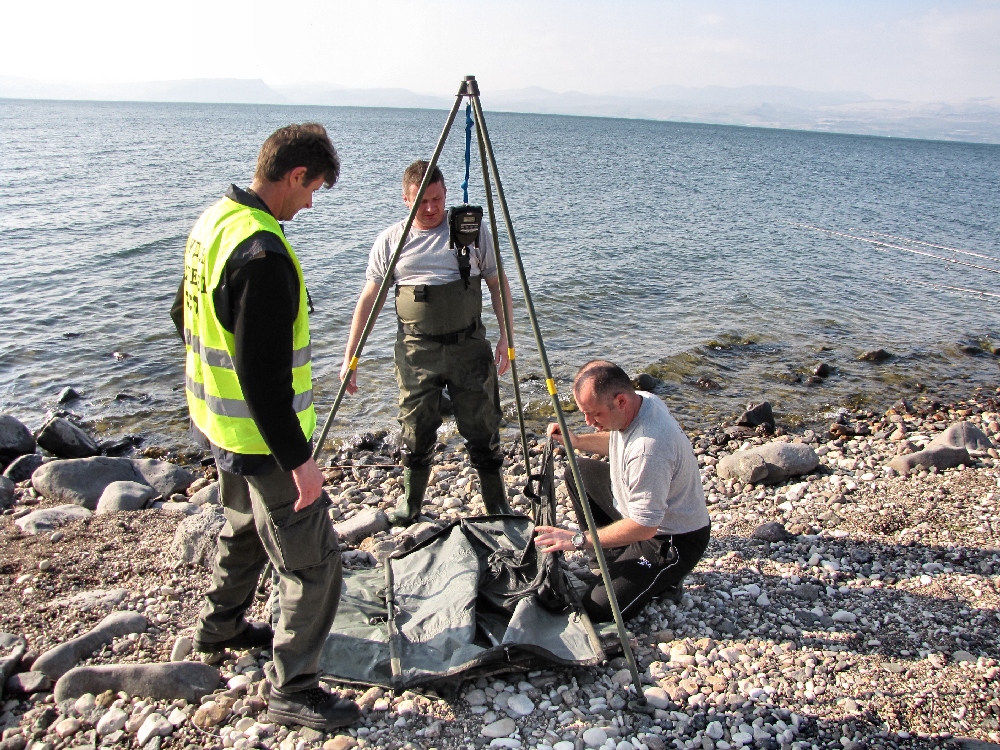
[{"xmin": 268, "ymin": 495, "xmax": 338, "ymax": 572}]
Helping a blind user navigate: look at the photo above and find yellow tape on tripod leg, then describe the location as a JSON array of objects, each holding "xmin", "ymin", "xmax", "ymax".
[
  {"xmin": 546, "ymin": 378, "xmax": 557, "ymax": 395},
  {"xmin": 349, "ymin": 356, "xmax": 359, "ymax": 370}
]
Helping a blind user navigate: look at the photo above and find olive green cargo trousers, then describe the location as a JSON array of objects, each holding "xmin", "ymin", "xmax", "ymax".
[
  {"xmin": 394, "ymin": 322, "xmax": 503, "ymax": 470},
  {"xmin": 194, "ymin": 464, "xmax": 341, "ymax": 693}
]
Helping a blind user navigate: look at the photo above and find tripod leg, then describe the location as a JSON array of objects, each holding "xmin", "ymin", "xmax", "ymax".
[
  {"xmin": 471, "ymin": 107, "xmax": 533, "ymax": 484},
  {"xmin": 312, "ymin": 83, "xmax": 467, "ymax": 463},
  {"xmin": 470, "ymin": 92, "xmax": 647, "ymax": 704}
]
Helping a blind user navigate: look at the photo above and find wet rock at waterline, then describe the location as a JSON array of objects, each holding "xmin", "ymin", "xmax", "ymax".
[
  {"xmin": 14, "ymin": 504, "xmax": 92, "ymax": 534},
  {"xmin": 3, "ymin": 453, "xmax": 44, "ymax": 483},
  {"xmin": 717, "ymin": 441, "xmax": 819, "ymax": 484},
  {"xmin": 737, "ymin": 401, "xmax": 775, "ymax": 434},
  {"xmin": 32, "ymin": 456, "xmax": 194, "ymax": 509},
  {"xmin": 32, "ymin": 611, "xmax": 147, "ymax": 680},
  {"xmin": 35, "ymin": 417, "xmax": 100, "ymax": 459},
  {"xmin": 812, "ymin": 362, "xmax": 831, "ymax": 378},
  {"xmin": 95, "ymin": 481, "xmax": 159, "ymax": 514},
  {"xmin": 57, "ymin": 387, "xmax": 81, "ymax": 404},
  {"xmin": 54, "ymin": 661, "xmax": 220, "ymax": 703},
  {"xmin": 170, "ymin": 505, "xmax": 225, "ymax": 567},
  {"xmin": 635, "ymin": 373, "xmax": 659, "ymax": 392},
  {"xmin": 0, "ymin": 415, "xmax": 36, "ymax": 467},
  {"xmin": 858, "ymin": 348, "xmax": 892, "ymax": 362}
]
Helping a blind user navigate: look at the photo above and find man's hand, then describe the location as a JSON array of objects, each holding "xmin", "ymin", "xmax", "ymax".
[
  {"xmin": 495, "ymin": 335, "xmax": 510, "ymax": 377},
  {"xmin": 534, "ymin": 525, "xmax": 580, "ymax": 554},
  {"xmin": 339, "ymin": 357, "xmax": 358, "ymax": 395},
  {"xmin": 546, "ymin": 422, "xmax": 574, "ymax": 446},
  {"xmin": 291, "ymin": 457, "xmax": 325, "ymax": 511}
]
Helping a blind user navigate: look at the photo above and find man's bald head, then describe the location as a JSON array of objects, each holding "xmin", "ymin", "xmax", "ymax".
[{"xmin": 573, "ymin": 360, "xmax": 634, "ymax": 403}]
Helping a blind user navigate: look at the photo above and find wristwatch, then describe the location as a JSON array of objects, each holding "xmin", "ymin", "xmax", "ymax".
[{"xmin": 571, "ymin": 532, "xmax": 586, "ymax": 550}]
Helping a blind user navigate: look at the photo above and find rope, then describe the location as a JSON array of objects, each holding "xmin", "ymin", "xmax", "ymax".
[
  {"xmin": 860, "ymin": 229, "xmax": 1000, "ymax": 264},
  {"xmin": 883, "ymin": 276, "xmax": 1000, "ymax": 301},
  {"xmin": 461, "ymin": 103, "xmax": 473, "ymax": 204},
  {"xmin": 790, "ymin": 221, "xmax": 1000, "ymax": 276}
]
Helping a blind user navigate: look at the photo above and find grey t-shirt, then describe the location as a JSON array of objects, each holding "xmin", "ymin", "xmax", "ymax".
[
  {"xmin": 366, "ymin": 218, "xmax": 498, "ymax": 285},
  {"xmin": 609, "ymin": 392, "xmax": 710, "ymax": 535}
]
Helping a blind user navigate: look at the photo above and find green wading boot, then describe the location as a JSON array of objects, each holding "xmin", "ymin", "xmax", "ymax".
[
  {"xmin": 388, "ymin": 466, "xmax": 431, "ymax": 526},
  {"xmin": 477, "ymin": 468, "xmax": 512, "ymax": 516}
]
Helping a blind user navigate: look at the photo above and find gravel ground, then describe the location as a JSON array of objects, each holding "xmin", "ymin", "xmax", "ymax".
[{"xmin": 1, "ymin": 389, "xmax": 999, "ymax": 750}]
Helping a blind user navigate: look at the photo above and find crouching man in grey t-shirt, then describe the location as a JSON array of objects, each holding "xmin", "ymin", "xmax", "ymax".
[{"xmin": 535, "ymin": 360, "xmax": 711, "ymax": 622}]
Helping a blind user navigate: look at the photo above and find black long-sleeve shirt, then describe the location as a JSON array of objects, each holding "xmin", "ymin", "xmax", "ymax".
[{"xmin": 172, "ymin": 185, "xmax": 310, "ymax": 474}]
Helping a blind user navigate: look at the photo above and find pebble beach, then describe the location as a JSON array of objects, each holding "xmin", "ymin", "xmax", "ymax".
[{"xmin": 1, "ymin": 386, "xmax": 999, "ymax": 750}]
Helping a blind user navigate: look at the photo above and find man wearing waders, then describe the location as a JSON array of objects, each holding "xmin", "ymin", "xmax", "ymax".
[
  {"xmin": 340, "ymin": 160, "xmax": 513, "ymax": 525},
  {"xmin": 534, "ymin": 361, "xmax": 711, "ymax": 622},
  {"xmin": 172, "ymin": 124, "xmax": 359, "ymax": 730}
]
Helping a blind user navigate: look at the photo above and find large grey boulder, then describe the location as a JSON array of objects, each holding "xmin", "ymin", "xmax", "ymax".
[
  {"xmin": 54, "ymin": 662, "xmax": 220, "ymax": 703},
  {"xmin": 95, "ymin": 481, "xmax": 158, "ymax": 514},
  {"xmin": 889, "ymin": 445, "xmax": 971, "ymax": 475},
  {"xmin": 46, "ymin": 588, "xmax": 128, "ymax": 613},
  {"xmin": 717, "ymin": 442, "xmax": 819, "ymax": 484},
  {"xmin": 929, "ymin": 421, "xmax": 993, "ymax": 452},
  {"xmin": 36, "ymin": 417, "xmax": 100, "ymax": 459},
  {"xmin": 0, "ymin": 477, "xmax": 14, "ymax": 510},
  {"xmin": 15, "ymin": 504, "xmax": 92, "ymax": 535},
  {"xmin": 0, "ymin": 415, "xmax": 36, "ymax": 467},
  {"xmin": 131, "ymin": 458, "xmax": 196, "ymax": 498},
  {"xmin": 0, "ymin": 634, "xmax": 27, "ymax": 700},
  {"xmin": 33, "ymin": 611, "xmax": 147, "ymax": 680},
  {"xmin": 32, "ymin": 457, "xmax": 194, "ymax": 510},
  {"xmin": 3, "ymin": 453, "xmax": 45, "ymax": 483},
  {"xmin": 170, "ymin": 505, "xmax": 226, "ymax": 568},
  {"xmin": 189, "ymin": 481, "xmax": 220, "ymax": 506},
  {"xmin": 333, "ymin": 508, "xmax": 389, "ymax": 545}
]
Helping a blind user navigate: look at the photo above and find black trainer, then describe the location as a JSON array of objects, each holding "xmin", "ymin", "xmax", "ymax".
[
  {"xmin": 658, "ymin": 579, "xmax": 685, "ymax": 605},
  {"xmin": 193, "ymin": 621, "xmax": 273, "ymax": 653},
  {"xmin": 267, "ymin": 687, "xmax": 360, "ymax": 731}
]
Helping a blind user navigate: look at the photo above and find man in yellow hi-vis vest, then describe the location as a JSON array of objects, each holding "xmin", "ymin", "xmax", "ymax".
[{"xmin": 171, "ymin": 123, "xmax": 359, "ymax": 731}]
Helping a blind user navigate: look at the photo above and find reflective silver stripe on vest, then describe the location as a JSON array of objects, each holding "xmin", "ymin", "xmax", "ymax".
[
  {"xmin": 185, "ymin": 377, "xmax": 251, "ymax": 418},
  {"xmin": 187, "ymin": 376, "xmax": 314, "ymax": 418},
  {"xmin": 185, "ymin": 329, "xmax": 235, "ymax": 370},
  {"xmin": 291, "ymin": 390, "xmax": 314, "ymax": 412},
  {"xmin": 291, "ymin": 343, "xmax": 312, "ymax": 369},
  {"xmin": 186, "ymin": 329, "xmax": 311, "ymax": 371}
]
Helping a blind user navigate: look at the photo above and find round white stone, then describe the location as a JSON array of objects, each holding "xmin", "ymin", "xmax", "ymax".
[
  {"xmin": 465, "ymin": 688, "xmax": 487, "ymax": 706},
  {"xmin": 582, "ymin": 728, "xmax": 608, "ymax": 747},
  {"xmin": 507, "ymin": 694, "xmax": 534, "ymax": 717}
]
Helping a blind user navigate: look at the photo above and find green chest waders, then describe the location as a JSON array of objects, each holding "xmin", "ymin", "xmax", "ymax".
[{"xmin": 388, "ymin": 275, "xmax": 510, "ymax": 525}]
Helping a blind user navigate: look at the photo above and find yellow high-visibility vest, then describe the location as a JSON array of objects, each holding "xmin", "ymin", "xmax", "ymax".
[{"xmin": 182, "ymin": 196, "xmax": 315, "ymax": 454}]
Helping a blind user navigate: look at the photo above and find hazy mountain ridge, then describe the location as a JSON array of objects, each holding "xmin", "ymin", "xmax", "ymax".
[{"xmin": 2, "ymin": 76, "xmax": 998, "ymax": 144}]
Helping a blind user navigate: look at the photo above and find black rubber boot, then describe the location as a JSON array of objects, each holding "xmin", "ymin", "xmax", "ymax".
[
  {"xmin": 388, "ymin": 466, "xmax": 431, "ymax": 526},
  {"xmin": 193, "ymin": 621, "xmax": 273, "ymax": 654},
  {"xmin": 267, "ymin": 687, "xmax": 360, "ymax": 730},
  {"xmin": 477, "ymin": 468, "xmax": 512, "ymax": 515}
]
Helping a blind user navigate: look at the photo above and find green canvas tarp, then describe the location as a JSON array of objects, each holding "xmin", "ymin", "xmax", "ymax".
[{"xmin": 319, "ymin": 515, "xmax": 605, "ymax": 689}]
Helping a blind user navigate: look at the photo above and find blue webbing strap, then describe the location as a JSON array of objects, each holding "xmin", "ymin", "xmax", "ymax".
[{"xmin": 461, "ymin": 102, "xmax": 472, "ymax": 204}]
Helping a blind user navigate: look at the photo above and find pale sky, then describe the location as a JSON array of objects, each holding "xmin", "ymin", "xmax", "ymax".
[{"xmin": 5, "ymin": 0, "xmax": 999, "ymax": 101}]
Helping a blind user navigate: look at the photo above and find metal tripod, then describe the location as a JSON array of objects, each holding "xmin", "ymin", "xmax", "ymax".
[{"xmin": 313, "ymin": 75, "xmax": 647, "ymax": 704}]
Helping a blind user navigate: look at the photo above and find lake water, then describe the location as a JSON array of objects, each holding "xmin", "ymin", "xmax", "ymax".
[{"xmin": 1, "ymin": 98, "xmax": 998, "ymax": 450}]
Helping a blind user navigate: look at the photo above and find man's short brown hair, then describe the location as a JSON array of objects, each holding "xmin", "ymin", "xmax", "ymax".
[
  {"xmin": 573, "ymin": 360, "xmax": 635, "ymax": 401},
  {"xmin": 255, "ymin": 123, "xmax": 340, "ymax": 188},
  {"xmin": 402, "ymin": 160, "xmax": 445, "ymax": 192}
]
